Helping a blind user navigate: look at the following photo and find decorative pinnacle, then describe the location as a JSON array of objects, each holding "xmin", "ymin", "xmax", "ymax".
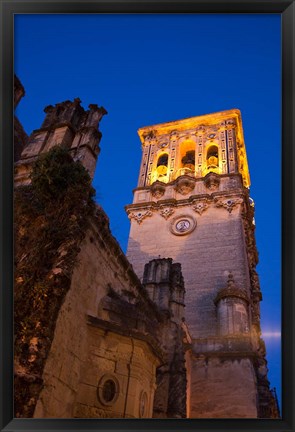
[{"xmin": 214, "ymin": 271, "xmax": 249, "ymax": 305}]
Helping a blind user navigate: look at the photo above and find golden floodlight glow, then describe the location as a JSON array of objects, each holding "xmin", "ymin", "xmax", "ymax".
[{"xmin": 138, "ymin": 109, "xmax": 251, "ymax": 188}]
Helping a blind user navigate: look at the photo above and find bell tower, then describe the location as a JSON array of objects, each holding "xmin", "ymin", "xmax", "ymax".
[{"xmin": 126, "ymin": 109, "xmax": 279, "ymax": 418}]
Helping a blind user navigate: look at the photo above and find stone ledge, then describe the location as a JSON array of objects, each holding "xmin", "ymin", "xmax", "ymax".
[{"xmin": 87, "ymin": 314, "xmax": 165, "ymax": 363}]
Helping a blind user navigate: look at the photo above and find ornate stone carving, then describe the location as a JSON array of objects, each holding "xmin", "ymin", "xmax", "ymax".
[
  {"xmin": 217, "ymin": 121, "xmax": 226, "ymax": 131},
  {"xmin": 250, "ymin": 269, "xmax": 261, "ymax": 293},
  {"xmin": 191, "ymin": 200, "xmax": 209, "ymax": 215},
  {"xmin": 196, "ymin": 125, "xmax": 206, "ymax": 135},
  {"xmin": 226, "ymin": 118, "xmax": 236, "ymax": 127},
  {"xmin": 143, "ymin": 130, "xmax": 157, "ymax": 145},
  {"xmin": 214, "ymin": 197, "xmax": 243, "ymax": 213},
  {"xmin": 170, "ymin": 131, "xmax": 179, "ymax": 142},
  {"xmin": 241, "ymin": 196, "xmax": 259, "ymax": 271},
  {"xmin": 157, "ymin": 141, "xmax": 168, "ymax": 149},
  {"xmin": 251, "ymin": 301, "xmax": 261, "ymax": 326},
  {"xmin": 159, "ymin": 206, "xmax": 175, "ymax": 220},
  {"xmin": 127, "ymin": 209, "xmax": 153, "ymax": 224},
  {"xmin": 174, "ymin": 176, "xmax": 195, "ymax": 195},
  {"xmin": 203, "ymin": 172, "xmax": 220, "ymax": 190},
  {"xmin": 151, "ymin": 181, "xmax": 166, "ymax": 199}
]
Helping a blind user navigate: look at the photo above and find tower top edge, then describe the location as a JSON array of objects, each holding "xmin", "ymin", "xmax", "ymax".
[{"xmin": 137, "ymin": 108, "xmax": 242, "ymax": 141}]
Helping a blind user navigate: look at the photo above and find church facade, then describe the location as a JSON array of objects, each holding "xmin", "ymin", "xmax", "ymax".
[{"xmin": 13, "ymin": 77, "xmax": 279, "ymax": 418}]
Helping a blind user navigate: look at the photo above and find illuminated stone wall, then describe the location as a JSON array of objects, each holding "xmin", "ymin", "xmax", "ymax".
[
  {"xmin": 32, "ymin": 210, "xmax": 187, "ymax": 419},
  {"xmin": 14, "ymin": 86, "xmax": 188, "ymax": 420},
  {"xmin": 126, "ymin": 111, "xmax": 279, "ymax": 418},
  {"xmin": 136, "ymin": 109, "xmax": 250, "ymax": 189},
  {"xmin": 126, "ymin": 175, "xmax": 249, "ymax": 338},
  {"xmin": 33, "ymin": 213, "xmax": 162, "ymax": 418}
]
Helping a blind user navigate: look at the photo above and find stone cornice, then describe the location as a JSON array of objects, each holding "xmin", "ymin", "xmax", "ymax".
[
  {"xmin": 214, "ymin": 286, "xmax": 249, "ymax": 305},
  {"xmin": 132, "ymin": 172, "xmax": 244, "ymax": 195},
  {"xmin": 87, "ymin": 314, "xmax": 165, "ymax": 363},
  {"xmin": 125, "ymin": 190, "xmax": 247, "ymax": 217},
  {"xmin": 138, "ymin": 109, "xmax": 242, "ymax": 141},
  {"xmin": 190, "ymin": 335, "xmax": 257, "ymax": 359}
]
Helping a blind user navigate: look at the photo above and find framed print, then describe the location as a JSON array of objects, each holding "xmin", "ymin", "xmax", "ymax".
[{"xmin": 1, "ymin": 1, "xmax": 294, "ymax": 432}]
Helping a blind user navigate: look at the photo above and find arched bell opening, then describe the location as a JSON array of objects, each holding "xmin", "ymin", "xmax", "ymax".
[
  {"xmin": 206, "ymin": 145, "xmax": 219, "ymax": 168},
  {"xmin": 151, "ymin": 152, "xmax": 169, "ymax": 184},
  {"xmin": 175, "ymin": 139, "xmax": 196, "ymax": 179},
  {"xmin": 181, "ymin": 150, "xmax": 195, "ymax": 171},
  {"xmin": 202, "ymin": 144, "xmax": 221, "ymax": 176}
]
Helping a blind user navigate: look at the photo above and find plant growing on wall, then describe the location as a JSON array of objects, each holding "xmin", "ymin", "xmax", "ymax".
[{"xmin": 14, "ymin": 146, "xmax": 96, "ymax": 417}]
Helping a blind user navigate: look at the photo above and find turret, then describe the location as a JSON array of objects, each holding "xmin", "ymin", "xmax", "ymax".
[{"xmin": 214, "ymin": 272, "xmax": 250, "ymax": 336}]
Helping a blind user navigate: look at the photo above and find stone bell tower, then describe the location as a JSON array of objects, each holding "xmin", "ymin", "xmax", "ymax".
[{"xmin": 126, "ymin": 109, "xmax": 279, "ymax": 418}]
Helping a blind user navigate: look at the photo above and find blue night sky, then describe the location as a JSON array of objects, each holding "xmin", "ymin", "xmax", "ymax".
[{"xmin": 14, "ymin": 14, "xmax": 282, "ymax": 408}]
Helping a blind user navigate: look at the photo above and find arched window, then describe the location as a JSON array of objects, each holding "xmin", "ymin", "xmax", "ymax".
[
  {"xmin": 157, "ymin": 153, "xmax": 168, "ymax": 167},
  {"xmin": 156, "ymin": 153, "xmax": 168, "ymax": 176},
  {"xmin": 206, "ymin": 145, "xmax": 219, "ymax": 168}
]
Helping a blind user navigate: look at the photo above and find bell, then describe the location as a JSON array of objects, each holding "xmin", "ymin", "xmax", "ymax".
[
  {"xmin": 207, "ymin": 156, "xmax": 218, "ymax": 167},
  {"xmin": 156, "ymin": 165, "xmax": 168, "ymax": 175}
]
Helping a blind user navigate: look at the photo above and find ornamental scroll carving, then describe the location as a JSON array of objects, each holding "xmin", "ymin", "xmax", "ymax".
[
  {"xmin": 214, "ymin": 197, "xmax": 243, "ymax": 213},
  {"xmin": 127, "ymin": 209, "xmax": 153, "ymax": 224}
]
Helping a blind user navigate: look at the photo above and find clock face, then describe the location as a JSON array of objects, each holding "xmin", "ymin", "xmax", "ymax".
[
  {"xmin": 170, "ymin": 215, "xmax": 196, "ymax": 236},
  {"xmin": 175, "ymin": 219, "xmax": 190, "ymax": 233}
]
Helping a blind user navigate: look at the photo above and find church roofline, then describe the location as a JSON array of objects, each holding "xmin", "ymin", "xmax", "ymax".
[{"xmin": 137, "ymin": 108, "xmax": 242, "ymax": 140}]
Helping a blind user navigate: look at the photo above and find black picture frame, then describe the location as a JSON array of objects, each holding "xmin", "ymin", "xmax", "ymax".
[{"xmin": 0, "ymin": 1, "xmax": 294, "ymax": 431}]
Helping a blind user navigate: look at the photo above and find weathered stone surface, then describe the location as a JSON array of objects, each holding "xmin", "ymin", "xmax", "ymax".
[
  {"xmin": 189, "ymin": 357, "xmax": 257, "ymax": 418},
  {"xmin": 127, "ymin": 203, "xmax": 249, "ymax": 338},
  {"xmin": 126, "ymin": 112, "xmax": 280, "ymax": 418},
  {"xmin": 33, "ymin": 214, "xmax": 153, "ymax": 417},
  {"xmin": 14, "ymin": 85, "xmax": 279, "ymax": 419},
  {"xmin": 14, "ymin": 97, "xmax": 107, "ymax": 186}
]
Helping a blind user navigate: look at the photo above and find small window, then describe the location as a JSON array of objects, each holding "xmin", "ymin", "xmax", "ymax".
[{"xmin": 97, "ymin": 375, "xmax": 119, "ymax": 406}]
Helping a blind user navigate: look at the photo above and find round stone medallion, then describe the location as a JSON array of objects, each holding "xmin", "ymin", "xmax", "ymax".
[{"xmin": 170, "ymin": 215, "xmax": 196, "ymax": 236}]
